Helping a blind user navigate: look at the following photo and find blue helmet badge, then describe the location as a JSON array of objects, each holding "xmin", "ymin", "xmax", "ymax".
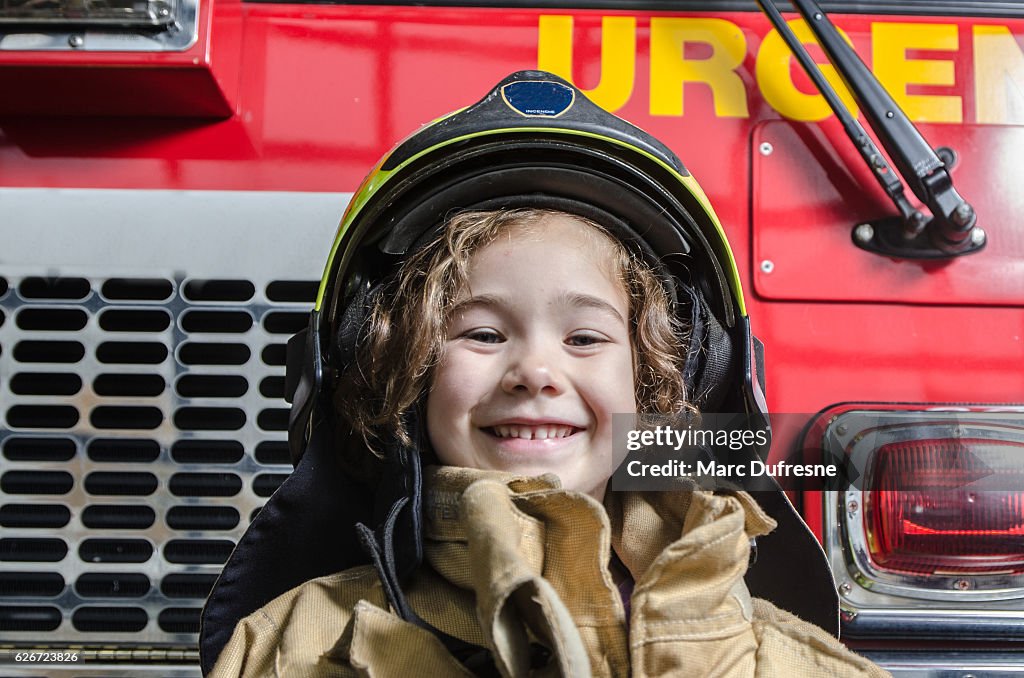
[{"xmin": 501, "ymin": 79, "xmax": 575, "ymax": 117}]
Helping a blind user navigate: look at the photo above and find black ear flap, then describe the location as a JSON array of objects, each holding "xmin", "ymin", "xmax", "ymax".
[
  {"xmin": 335, "ymin": 278, "xmax": 385, "ymax": 374},
  {"xmin": 679, "ymin": 282, "xmax": 736, "ymax": 413},
  {"xmin": 285, "ymin": 281, "xmax": 385, "ymax": 468}
]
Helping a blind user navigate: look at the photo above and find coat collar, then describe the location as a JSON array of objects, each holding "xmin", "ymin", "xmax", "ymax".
[{"xmin": 422, "ymin": 465, "xmax": 776, "ymax": 584}]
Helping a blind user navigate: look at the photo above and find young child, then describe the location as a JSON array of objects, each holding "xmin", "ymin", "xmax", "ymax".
[{"xmin": 205, "ymin": 71, "xmax": 888, "ymax": 677}]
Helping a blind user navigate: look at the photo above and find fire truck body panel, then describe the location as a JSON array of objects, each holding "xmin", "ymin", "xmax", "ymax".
[{"xmin": 1, "ymin": 1, "xmax": 1023, "ymax": 674}]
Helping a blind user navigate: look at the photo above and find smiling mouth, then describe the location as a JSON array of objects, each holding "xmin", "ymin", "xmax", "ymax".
[{"xmin": 483, "ymin": 424, "xmax": 582, "ymax": 440}]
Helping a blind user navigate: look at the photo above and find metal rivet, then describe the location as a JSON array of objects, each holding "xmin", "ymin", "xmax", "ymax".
[
  {"xmin": 886, "ymin": 111, "xmax": 895, "ymax": 118},
  {"xmin": 760, "ymin": 260, "xmax": 774, "ymax": 274},
  {"xmin": 847, "ymin": 500, "xmax": 859, "ymax": 514},
  {"xmin": 836, "ymin": 424, "xmax": 848, "ymax": 435},
  {"xmin": 839, "ymin": 582, "xmax": 852, "ymax": 595},
  {"xmin": 854, "ymin": 223, "xmax": 874, "ymax": 244},
  {"xmin": 952, "ymin": 203, "xmax": 974, "ymax": 228},
  {"xmin": 970, "ymin": 227, "xmax": 986, "ymax": 246},
  {"xmin": 759, "ymin": 142, "xmax": 773, "ymax": 156},
  {"xmin": 68, "ymin": 35, "xmax": 84, "ymax": 48},
  {"xmin": 954, "ymin": 579, "xmax": 971, "ymax": 591},
  {"xmin": 814, "ymin": 12, "xmax": 822, "ymax": 20}
]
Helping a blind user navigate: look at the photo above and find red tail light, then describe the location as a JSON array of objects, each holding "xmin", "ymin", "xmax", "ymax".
[
  {"xmin": 813, "ymin": 407, "xmax": 1024, "ymax": 640},
  {"xmin": 865, "ymin": 438, "xmax": 1024, "ymax": 576}
]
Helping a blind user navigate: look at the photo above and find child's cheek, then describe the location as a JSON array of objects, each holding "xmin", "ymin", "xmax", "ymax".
[{"xmin": 431, "ymin": 345, "xmax": 493, "ymax": 405}]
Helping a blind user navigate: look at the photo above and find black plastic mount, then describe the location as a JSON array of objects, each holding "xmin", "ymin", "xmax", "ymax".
[{"xmin": 851, "ymin": 216, "xmax": 986, "ymax": 259}]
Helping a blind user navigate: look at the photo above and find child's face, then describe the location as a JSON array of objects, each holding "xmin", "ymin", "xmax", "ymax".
[{"xmin": 426, "ymin": 214, "xmax": 636, "ymax": 500}]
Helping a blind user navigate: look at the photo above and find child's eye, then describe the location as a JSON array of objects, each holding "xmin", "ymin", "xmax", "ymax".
[
  {"xmin": 566, "ymin": 332, "xmax": 607, "ymax": 347},
  {"xmin": 463, "ymin": 329, "xmax": 504, "ymax": 344}
]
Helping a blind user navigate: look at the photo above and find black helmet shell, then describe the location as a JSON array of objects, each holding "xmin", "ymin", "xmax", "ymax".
[{"xmin": 315, "ymin": 71, "xmax": 748, "ymax": 346}]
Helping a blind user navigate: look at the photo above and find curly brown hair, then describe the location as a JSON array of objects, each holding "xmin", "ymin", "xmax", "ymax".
[{"xmin": 335, "ymin": 208, "xmax": 693, "ymax": 455}]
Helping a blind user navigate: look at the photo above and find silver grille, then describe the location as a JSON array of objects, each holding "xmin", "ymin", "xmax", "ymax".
[{"xmin": 0, "ymin": 188, "xmax": 346, "ymax": 670}]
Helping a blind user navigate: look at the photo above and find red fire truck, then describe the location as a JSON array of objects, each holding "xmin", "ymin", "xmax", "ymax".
[{"xmin": 1, "ymin": 0, "xmax": 1021, "ymax": 675}]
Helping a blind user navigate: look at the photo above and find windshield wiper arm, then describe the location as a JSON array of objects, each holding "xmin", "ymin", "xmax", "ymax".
[{"xmin": 755, "ymin": 0, "xmax": 985, "ymax": 259}]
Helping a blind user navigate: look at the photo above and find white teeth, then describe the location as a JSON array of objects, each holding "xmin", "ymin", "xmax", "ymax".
[{"xmin": 490, "ymin": 425, "xmax": 575, "ymax": 439}]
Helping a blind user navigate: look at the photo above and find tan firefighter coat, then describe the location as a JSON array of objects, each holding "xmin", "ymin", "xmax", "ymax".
[{"xmin": 209, "ymin": 466, "xmax": 888, "ymax": 678}]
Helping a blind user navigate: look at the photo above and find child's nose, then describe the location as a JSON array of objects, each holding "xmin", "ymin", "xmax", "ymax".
[{"xmin": 500, "ymin": 350, "xmax": 565, "ymax": 396}]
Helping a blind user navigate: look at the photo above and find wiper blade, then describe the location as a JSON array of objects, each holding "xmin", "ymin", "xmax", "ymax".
[{"xmin": 754, "ymin": 0, "xmax": 985, "ymax": 259}]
